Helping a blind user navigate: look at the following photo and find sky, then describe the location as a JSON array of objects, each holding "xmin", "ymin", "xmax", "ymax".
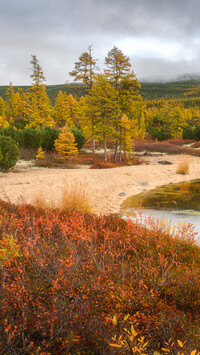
[{"xmin": 1, "ymin": 0, "xmax": 200, "ymax": 85}]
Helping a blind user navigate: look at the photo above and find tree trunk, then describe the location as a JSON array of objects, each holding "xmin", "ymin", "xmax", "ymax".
[
  {"xmin": 92, "ymin": 134, "xmax": 95, "ymax": 154},
  {"xmin": 114, "ymin": 141, "xmax": 118, "ymax": 163},
  {"xmin": 104, "ymin": 136, "xmax": 107, "ymax": 164},
  {"xmin": 119, "ymin": 126, "xmax": 122, "ymax": 162}
]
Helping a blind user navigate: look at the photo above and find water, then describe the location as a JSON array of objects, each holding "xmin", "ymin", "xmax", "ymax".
[
  {"xmin": 136, "ymin": 208, "xmax": 200, "ymax": 242},
  {"xmin": 121, "ymin": 179, "xmax": 200, "ymax": 243}
]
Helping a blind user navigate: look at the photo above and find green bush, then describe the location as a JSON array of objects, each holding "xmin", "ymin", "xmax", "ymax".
[
  {"xmin": 150, "ymin": 128, "xmax": 171, "ymax": 141},
  {"xmin": 13, "ymin": 117, "xmax": 27, "ymax": 130},
  {"xmin": 22, "ymin": 128, "xmax": 43, "ymax": 149},
  {"xmin": 182, "ymin": 126, "xmax": 195, "ymax": 140},
  {"xmin": 193, "ymin": 125, "xmax": 200, "ymax": 141},
  {"xmin": 2, "ymin": 126, "xmax": 23, "ymax": 146},
  {"xmin": 0, "ymin": 135, "xmax": 19, "ymax": 170},
  {"xmin": 41, "ymin": 126, "xmax": 60, "ymax": 151},
  {"xmin": 71, "ymin": 129, "xmax": 86, "ymax": 150}
]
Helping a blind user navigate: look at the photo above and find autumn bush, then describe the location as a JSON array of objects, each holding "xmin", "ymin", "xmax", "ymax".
[
  {"xmin": 134, "ymin": 139, "xmax": 200, "ymax": 156},
  {"xmin": 176, "ymin": 161, "xmax": 189, "ymax": 175},
  {"xmin": 0, "ymin": 202, "xmax": 199, "ymax": 354}
]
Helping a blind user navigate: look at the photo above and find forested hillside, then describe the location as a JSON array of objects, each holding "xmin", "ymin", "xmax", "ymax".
[{"xmin": 1, "ymin": 79, "xmax": 200, "ymax": 102}]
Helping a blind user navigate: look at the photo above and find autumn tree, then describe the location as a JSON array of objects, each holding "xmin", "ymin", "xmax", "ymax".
[
  {"xmin": 105, "ymin": 46, "xmax": 132, "ymax": 89},
  {"xmin": 28, "ymin": 86, "xmax": 54, "ymax": 128},
  {"xmin": 0, "ymin": 97, "xmax": 5, "ymax": 117},
  {"xmin": 5, "ymin": 83, "xmax": 16, "ymax": 118},
  {"xmin": 30, "ymin": 54, "xmax": 46, "ymax": 86},
  {"xmin": 69, "ymin": 46, "xmax": 98, "ymax": 89},
  {"xmin": 87, "ymin": 74, "xmax": 118, "ymax": 163},
  {"xmin": 105, "ymin": 47, "xmax": 142, "ymax": 162},
  {"xmin": 53, "ymin": 91, "xmax": 70, "ymax": 126},
  {"xmin": 54, "ymin": 124, "xmax": 78, "ymax": 160},
  {"xmin": 119, "ymin": 113, "xmax": 138, "ymax": 158},
  {"xmin": 28, "ymin": 54, "xmax": 54, "ymax": 128}
]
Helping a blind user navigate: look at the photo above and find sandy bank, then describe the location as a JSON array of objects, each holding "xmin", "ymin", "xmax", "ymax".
[{"xmin": 0, "ymin": 154, "xmax": 200, "ymax": 215}]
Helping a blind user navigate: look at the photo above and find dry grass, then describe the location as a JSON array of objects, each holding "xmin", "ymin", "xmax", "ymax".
[
  {"xmin": 31, "ymin": 178, "xmax": 92, "ymax": 213},
  {"xmin": 176, "ymin": 161, "xmax": 189, "ymax": 175}
]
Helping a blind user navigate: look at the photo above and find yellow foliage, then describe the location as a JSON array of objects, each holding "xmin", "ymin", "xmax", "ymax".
[
  {"xmin": 0, "ymin": 234, "xmax": 20, "ymax": 267},
  {"xmin": 54, "ymin": 125, "xmax": 78, "ymax": 160},
  {"xmin": 0, "ymin": 116, "xmax": 9, "ymax": 129},
  {"xmin": 36, "ymin": 146, "xmax": 45, "ymax": 159}
]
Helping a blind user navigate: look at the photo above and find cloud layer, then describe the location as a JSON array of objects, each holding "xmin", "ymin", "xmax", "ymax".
[{"xmin": 1, "ymin": 0, "xmax": 200, "ymax": 84}]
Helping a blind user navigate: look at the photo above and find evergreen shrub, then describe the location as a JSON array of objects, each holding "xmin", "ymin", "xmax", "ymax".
[
  {"xmin": 41, "ymin": 126, "xmax": 60, "ymax": 151},
  {"xmin": 0, "ymin": 135, "xmax": 19, "ymax": 170},
  {"xmin": 71, "ymin": 129, "xmax": 86, "ymax": 150}
]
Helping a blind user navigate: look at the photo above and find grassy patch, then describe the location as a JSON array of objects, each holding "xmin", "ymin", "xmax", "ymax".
[
  {"xmin": 32, "ymin": 178, "xmax": 92, "ymax": 213},
  {"xmin": 176, "ymin": 161, "xmax": 190, "ymax": 175}
]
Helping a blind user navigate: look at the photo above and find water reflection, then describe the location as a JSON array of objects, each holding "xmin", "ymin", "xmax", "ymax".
[{"xmin": 121, "ymin": 179, "xmax": 200, "ymax": 242}]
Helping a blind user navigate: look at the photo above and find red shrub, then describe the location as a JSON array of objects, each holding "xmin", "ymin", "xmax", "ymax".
[{"xmin": 0, "ymin": 202, "xmax": 199, "ymax": 353}]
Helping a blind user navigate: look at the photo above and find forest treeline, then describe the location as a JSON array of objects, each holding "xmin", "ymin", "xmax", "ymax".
[{"xmin": 1, "ymin": 48, "xmax": 200, "ymax": 166}]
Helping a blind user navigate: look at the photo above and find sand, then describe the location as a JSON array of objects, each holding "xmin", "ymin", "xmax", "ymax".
[{"xmin": 0, "ymin": 154, "xmax": 200, "ymax": 215}]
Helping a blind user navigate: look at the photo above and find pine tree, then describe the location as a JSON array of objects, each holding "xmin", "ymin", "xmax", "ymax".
[
  {"xmin": 28, "ymin": 55, "xmax": 54, "ymax": 128},
  {"xmin": 30, "ymin": 54, "xmax": 46, "ymax": 86},
  {"xmin": 36, "ymin": 146, "xmax": 45, "ymax": 159},
  {"xmin": 105, "ymin": 46, "xmax": 131, "ymax": 89},
  {"xmin": 87, "ymin": 74, "xmax": 118, "ymax": 163},
  {"xmin": 5, "ymin": 83, "xmax": 16, "ymax": 118},
  {"xmin": 0, "ymin": 97, "xmax": 5, "ymax": 117},
  {"xmin": 27, "ymin": 86, "xmax": 54, "ymax": 128},
  {"xmin": 53, "ymin": 91, "xmax": 71, "ymax": 126},
  {"xmin": 69, "ymin": 46, "xmax": 98, "ymax": 89},
  {"xmin": 54, "ymin": 125, "xmax": 78, "ymax": 160},
  {"xmin": 105, "ymin": 48, "xmax": 142, "ymax": 162}
]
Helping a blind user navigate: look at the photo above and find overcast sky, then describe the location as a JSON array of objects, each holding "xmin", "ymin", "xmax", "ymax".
[{"xmin": 1, "ymin": 0, "xmax": 200, "ymax": 85}]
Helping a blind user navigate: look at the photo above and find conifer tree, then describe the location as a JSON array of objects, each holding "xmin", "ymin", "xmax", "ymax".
[
  {"xmin": 105, "ymin": 46, "xmax": 131, "ymax": 89},
  {"xmin": 0, "ymin": 97, "xmax": 5, "ymax": 117},
  {"xmin": 105, "ymin": 47, "xmax": 142, "ymax": 162},
  {"xmin": 36, "ymin": 146, "xmax": 45, "ymax": 159},
  {"xmin": 53, "ymin": 91, "xmax": 71, "ymax": 126},
  {"xmin": 28, "ymin": 86, "xmax": 54, "ymax": 128},
  {"xmin": 30, "ymin": 54, "xmax": 46, "ymax": 86},
  {"xmin": 5, "ymin": 83, "xmax": 16, "ymax": 118},
  {"xmin": 69, "ymin": 46, "xmax": 98, "ymax": 89},
  {"xmin": 54, "ymin": 125, "xmax": 78, "ymax": 160},
  {"xmin": 28, "ymin": 55, "xmax": 54, "ymax": 128},
  {"xmin": 87, "ymin": 74, "xmax": 118, "ymax": 163}
]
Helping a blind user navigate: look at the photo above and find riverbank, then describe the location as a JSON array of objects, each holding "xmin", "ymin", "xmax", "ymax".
[{"xmin": 1, "ymin": 154, "xmax": 200, "ymax": 215}]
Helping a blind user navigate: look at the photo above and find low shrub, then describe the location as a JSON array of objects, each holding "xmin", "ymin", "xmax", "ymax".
[
  {"xmin": 0, "ymin": 202, "xmax": 199, "ymax": 353},
  {"xmin": 71, "ymin": 128, "xmax": 86, "ymax": 150},
  {"xmin": 41, "ymin": 126, "xmax": 60, "ymax": 151},
  {"xmin": 150, "ymin": 128, "xmax": 171, "ymax": 141},
  {"xmin": 22, "ymin": 127, "xmax": 43, "ymax": 149},
  {"xmin": 0, "ymin": 126, "xmax": 23, "ymax": 146},
  {"xmin": 134, "ymin": 140, "xmax": 200, "ymax": 156},
  {"xmin": 0, "ymin": 135, "xmax": 19, "ymax": 170}
]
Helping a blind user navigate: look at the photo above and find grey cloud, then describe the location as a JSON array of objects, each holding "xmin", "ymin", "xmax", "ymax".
[{"xmin": 0, "ymin": 0, "xmax": 200, "ymax": 84}]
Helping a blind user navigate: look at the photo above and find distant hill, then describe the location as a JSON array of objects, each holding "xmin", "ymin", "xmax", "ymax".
[
  {"xmin": 140, "ymin": 80, "xmax": 200, "ymax": 100},
  {"xmin": 0, "ymin": 83, "xmax": 88, "ymax": 104},
  {"xmin": 1, "ymin": 79, "xmax": 200, "ymax": 102}
]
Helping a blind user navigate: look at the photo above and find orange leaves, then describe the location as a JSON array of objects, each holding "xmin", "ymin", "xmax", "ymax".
[
  {"xmin": 0, "ymin": 201, "xmax": 199, "ymax": 353},
  {"xmin": 4, "ymin": 324, "xmax": 12, "ymax": 332}
]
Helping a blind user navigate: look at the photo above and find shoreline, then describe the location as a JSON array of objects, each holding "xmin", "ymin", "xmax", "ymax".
[{"xmin": 0, "ymin": 154, "xmax": 200, "ymax": 215}]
